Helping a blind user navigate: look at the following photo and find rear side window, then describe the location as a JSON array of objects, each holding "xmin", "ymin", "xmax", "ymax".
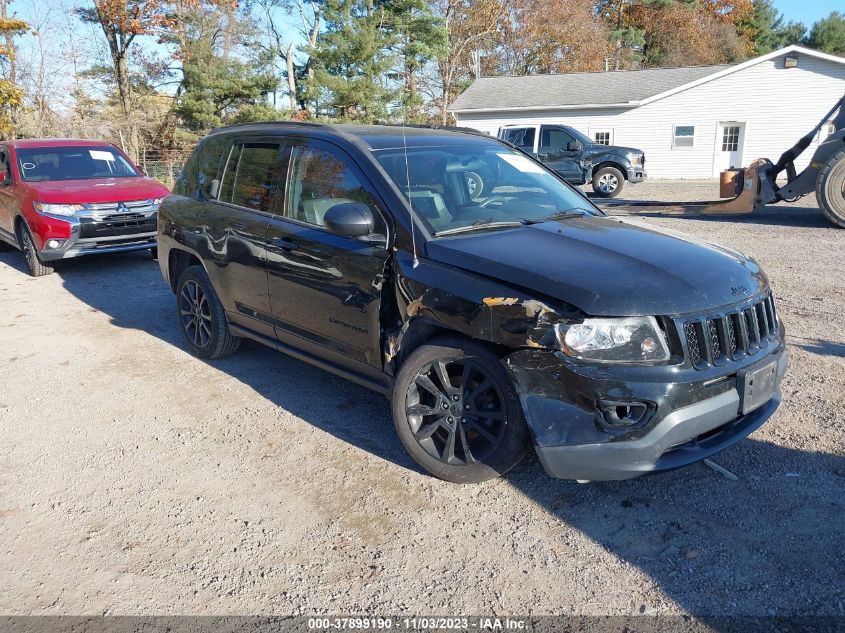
[
  {"xmin": 219, "ymin": 142, "xmax": 284, "ymax": 213},
  {"xmin": 501, "ymin": 127, "xmax": 535, "ymax": 150},
  {"xmin": 175, "ymin": 136, "xmax": 230, "ymax": 199}
]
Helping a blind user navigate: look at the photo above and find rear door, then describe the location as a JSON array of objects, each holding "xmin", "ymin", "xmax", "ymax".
[
  {"xmin": 264, "ymin": 138, "xmax": 390, "ymax": 369},
  {"xmin": 538, "ymin": 126, "xmax": 583, "ymax": 182},
  {"xmin": 202, "ymin": 137, "xmax": 286, "ymax": 339}
]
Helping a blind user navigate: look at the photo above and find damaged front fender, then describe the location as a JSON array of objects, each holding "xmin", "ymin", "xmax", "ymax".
[{"xmin": 383, "ymin": 252, "xmax": 583, "ymax": 372}]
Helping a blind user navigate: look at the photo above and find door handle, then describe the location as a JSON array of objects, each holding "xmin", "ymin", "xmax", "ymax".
[{"xmin": 270, "ymin": 236, "xmax": 298, "ymax": 251}]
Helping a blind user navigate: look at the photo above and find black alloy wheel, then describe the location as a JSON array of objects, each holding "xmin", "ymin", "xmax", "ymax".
[
  {"xmin": 180, "ymin": 279, "xmax": 213, "ymax": 349},
  {"xmin": 406, "ymin": 358, "xmax": 507, "ymax": 466},
  {"xmin": 393, "ymin": 337, "xmax": 529, "ymax": 483},
  {"xmin": 175, "ymin": 265, "xmax": 241, "ymax": 359}
]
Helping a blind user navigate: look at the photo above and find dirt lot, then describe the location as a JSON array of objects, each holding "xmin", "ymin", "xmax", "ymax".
[{"xmin": 1, "ymin": 182, "xmax": 843, "ymax": 618}]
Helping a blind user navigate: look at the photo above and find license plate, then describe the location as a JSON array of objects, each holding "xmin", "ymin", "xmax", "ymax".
[{"xmin": 741, "ymin": 361, "xmax": 777, "ymax": 415}]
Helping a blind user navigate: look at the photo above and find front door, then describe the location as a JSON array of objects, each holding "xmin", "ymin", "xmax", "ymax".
[
  {"xmin": 537, "ymin": 126, "xmax": 583, "ymax": 182},
  {"xmin": 265, "ymin": 139, "xmax": 390, "ymax": 369},
  {"xmin": 714, "ymin": 122, "xmax": 745, "ymax": 176},
  {"xmin": 0, "ymin": 147, "xmax": 16, "ymax": 241}
]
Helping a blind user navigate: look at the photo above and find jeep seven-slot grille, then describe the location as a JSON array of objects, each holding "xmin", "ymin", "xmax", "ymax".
[{"xmin": 681, "ymin": 294, "xmax": 778, "ymax": 369}]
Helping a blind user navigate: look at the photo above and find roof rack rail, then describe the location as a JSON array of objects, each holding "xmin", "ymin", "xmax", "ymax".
[{"xmin": 209, "ymin": 120, "xmax": 330, "ymax": 134}]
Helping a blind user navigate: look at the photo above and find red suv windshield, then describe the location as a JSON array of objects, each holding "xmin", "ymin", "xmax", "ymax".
[{"xmin": 16, "ymin": 146, "xmax": 140, "ymax": 182}]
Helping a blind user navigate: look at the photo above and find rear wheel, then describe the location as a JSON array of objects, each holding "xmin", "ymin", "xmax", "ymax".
[
  {"xmin": 816, "ymin": 149, "xmax": 845, "ymax": 228},
  {"xmin": 392, "ymin": 337, "xmax": 529, "ymax": 483},
  {"xmin": 17, "ymin": 223, "xmax": 54, "ymax": 277},
  {"xmin": 175, "ymin": 265, "xmax": 241, "ymax": 359},
  {"xmin": 592, "ymin": 166, "xmax": 625, "ymax": 198}
]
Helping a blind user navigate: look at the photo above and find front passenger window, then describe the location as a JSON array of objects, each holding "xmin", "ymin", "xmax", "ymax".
[{"xmin": 287, "ymin": 146, "xmax": 378, "ymax": 229}]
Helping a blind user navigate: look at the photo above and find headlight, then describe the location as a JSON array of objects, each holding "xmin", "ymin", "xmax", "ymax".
[
  {"xmin": 34, "ymin": 202, "xmax": 84, "ymax": 217},
  {"xmin": 555, "ymin": 316, "xmax": 670, "ymax": 363},
  {"xmin": 152, "ymin": 197, "xmax": 164, "ymax": 205},
  {"xmin": 631, "ymin": 154, "xmax": 644, "ymax": 167}
]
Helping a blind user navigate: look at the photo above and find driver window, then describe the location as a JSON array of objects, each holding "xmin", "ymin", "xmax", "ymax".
[
  {"xmin": 541, "ymin": 128, "xmax": 574, "ymax": 150},
  {"xmin": 286, "ymin": 145, "xmax": 379, "ymax": 230}
]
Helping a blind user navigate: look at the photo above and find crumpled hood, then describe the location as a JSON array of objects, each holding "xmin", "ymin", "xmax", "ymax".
[
  {"xmin": 425, "ymin": 216, "xmax": 768, "ymax": 316},
  {"xmin": 25, "ymin": 177, "xmax": 170, "ymax": 204}
]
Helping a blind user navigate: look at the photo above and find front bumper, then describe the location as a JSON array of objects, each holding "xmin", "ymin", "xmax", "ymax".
[
  {"xmin": 506, "ymin": 344, "xmax": 787, "ymax": 481},
  {"xmin": 34, "ymin": 204, "xmax": 158, "ymax": 261},
  {"xmin": 627, "ymin": 167, "xmax": 647, "ymax": 183}
]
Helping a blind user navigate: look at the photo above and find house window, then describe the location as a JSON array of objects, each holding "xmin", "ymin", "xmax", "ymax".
[
  {"xmin": 593, "ymin": 131, "xmax": 612, "ymax": 145},
  {"xmin": 673, "ymin": 125, "xmax": 695, "ymax": 148},
  {"xmin": 721, "ymin": 125, "xmax": 741, "ymax": 152}
]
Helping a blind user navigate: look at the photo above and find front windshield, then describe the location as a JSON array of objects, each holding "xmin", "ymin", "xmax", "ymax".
[
  {"xmin": 374, "ymin": 143, "xmax": 599, "ymax": 235},
  {"xmin": 16, "ymin": 146, "xmax": 139, "ymax": 182}
]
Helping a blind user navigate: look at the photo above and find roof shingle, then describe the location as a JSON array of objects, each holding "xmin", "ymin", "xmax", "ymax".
[{"xmin": 448, "ymin": 64, "xmax": 732, "ymax": 112}]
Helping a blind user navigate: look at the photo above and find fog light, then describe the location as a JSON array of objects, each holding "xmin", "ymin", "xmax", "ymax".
[
  {"xmin": 598, "ymin": 400, "xmax": 652, "ymax": 428},
  {"xmin": 47, "ymin": 239, "xmax": 60, "ymax": 249}
]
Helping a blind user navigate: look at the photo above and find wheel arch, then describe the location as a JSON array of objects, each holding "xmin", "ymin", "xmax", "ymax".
[
  {"xmin": 592, "ymin": 160, "xmax": 628, "ymax": 180},
  {"xmin": 167, "ymin": 247, "xmax": 205, "ymax": 293}
]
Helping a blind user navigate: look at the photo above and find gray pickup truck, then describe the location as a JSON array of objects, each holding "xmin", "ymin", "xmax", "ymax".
[{"xmin": 498, "ymin": 124, "xmax": 646, "ymax": 198}]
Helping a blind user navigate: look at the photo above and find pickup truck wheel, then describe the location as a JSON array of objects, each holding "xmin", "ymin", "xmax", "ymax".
[
  {"xmin": 18, "ymin": 224, "xmax": 54, "ymax": 277},
  {"xmin": 392, "ymin": 337, "xmax": 529, "ymax": 483},
  {"xmin": 816, "ymin": 149, "xmax": 845, "ymax": 228},
  {"xmin": 176, "ymin": 265, "xmax": 241, "ymax": 359},
  {"xmin": 592, "ymin": 166, "xmax": 624, "ymax": 198}
]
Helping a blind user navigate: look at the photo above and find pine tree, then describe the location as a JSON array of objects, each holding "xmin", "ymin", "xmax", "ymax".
[
  {"xmin": 807, "ymin": 12, "xmax": 845, "ymax": 55},
  {"xmin": 306, "ymin": 0, "xmax": 395, "ymax": 122},
  {"xmin": 0, "ymin": 1, "xmax": 28, "ymax": 138}
]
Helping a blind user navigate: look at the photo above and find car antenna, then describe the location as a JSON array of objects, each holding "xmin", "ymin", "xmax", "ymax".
[{"xmin": 399, "ymin": 87, "xmax": 419, "ymax": 268}]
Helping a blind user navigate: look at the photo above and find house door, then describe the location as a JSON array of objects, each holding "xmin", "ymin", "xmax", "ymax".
[{"xmin": 714, "ymin": 122, "xmax": 745, "ymax": 175}]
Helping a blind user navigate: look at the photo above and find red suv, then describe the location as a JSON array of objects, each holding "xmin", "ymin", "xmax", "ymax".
[{"xmin": 0, "ymin": 139, "xmax": 169, "ymax": 276}]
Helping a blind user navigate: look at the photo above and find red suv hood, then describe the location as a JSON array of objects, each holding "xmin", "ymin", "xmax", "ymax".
[{"xmin": 26, "ymin": 177, "xmax": 170, "ymax": 204}]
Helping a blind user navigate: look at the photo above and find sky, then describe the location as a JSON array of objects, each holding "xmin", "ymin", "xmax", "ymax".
[{"xmin": 774, "ymin": 0, "xmax": 842, "ymax": 26}]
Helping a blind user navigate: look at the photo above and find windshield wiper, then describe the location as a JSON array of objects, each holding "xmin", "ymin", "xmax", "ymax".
[
  {"xmin": 524, "ymin": 209, "xmax": 589, "ymax": 224},
  {"xmin": 435, "ymin": 218, "xmax": 526, "ymax": 237}
]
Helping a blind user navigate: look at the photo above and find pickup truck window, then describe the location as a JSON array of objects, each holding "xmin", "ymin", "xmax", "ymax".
[
  {"xmin": 541, "ymin": 128, "xmax": 574, "ymax": 150},
  {"xmin": 500, "ymin": 127, "xmax": 535, "ymax": 150},
  {"xmin": 16, "ymin": 146, "xmax": 139, "ymax": 182},
  {"xmin": 219, "ymin": 142, "xmax": 284, "ymax": 213}
]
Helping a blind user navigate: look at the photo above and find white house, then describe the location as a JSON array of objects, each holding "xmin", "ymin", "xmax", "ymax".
[{"xmin": 450, "ymin": 46, "xmax": 845, "ymax": 179}]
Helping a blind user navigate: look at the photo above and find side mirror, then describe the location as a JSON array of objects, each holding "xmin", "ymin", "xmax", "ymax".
[
  {"xmin": 324, "ymin": 202, "xmax": 375, "ymax": 239},
  {"xmin": 567, "ymin": 140, "xmax": 583, "ymax": 152}
]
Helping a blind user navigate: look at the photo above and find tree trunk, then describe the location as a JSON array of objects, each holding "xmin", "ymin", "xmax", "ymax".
[{"xmin": 286, "ymin": 44, "xmax": 298, "ymax": 110}]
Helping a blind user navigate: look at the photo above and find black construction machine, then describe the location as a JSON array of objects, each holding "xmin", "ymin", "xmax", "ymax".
[{"xmin": 606, "ymin": 92, "xmax": 845, "ymax": 228}]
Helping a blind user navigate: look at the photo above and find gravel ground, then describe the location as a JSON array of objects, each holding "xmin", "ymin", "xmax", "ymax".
[{"xmin": 0, "ymin": 182, "xmax": 843, "ymax": 618}]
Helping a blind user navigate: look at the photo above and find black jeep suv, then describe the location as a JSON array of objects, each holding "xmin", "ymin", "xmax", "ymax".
[{"xmin": 158, "ymin": 122, "xmax": 787, "ymax": 483}]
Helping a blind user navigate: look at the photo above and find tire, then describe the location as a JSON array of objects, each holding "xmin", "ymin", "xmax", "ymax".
[
  {"xmin": 175, "ymin": 265, "xmax": 241, "ymax": 359},
  {"xmin": 392, "ymin": 336, "xmax": 529, "ymax": 483},
  {"xmin": 17, "ymin": 223, "xmax": 54, "ymax": 277},
  {"xmin": 592, "ymin": 166, "xmax": 625, "ymax": 198},
  {"xmin": 150, "ymin": 247, "xmax": 158, "ymax": 259},
  {"xmin": 816, "ymin": 149, "xmax": 845, "ymax": 228},
  {"xmin": 465, "ymin": 171, "xmax": 484, "ymax": 199}
]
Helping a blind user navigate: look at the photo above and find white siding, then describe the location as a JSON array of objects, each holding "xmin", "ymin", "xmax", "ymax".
[{"xmin": 455, "ymin": 52, "xmax": 845, "ymax": 179}]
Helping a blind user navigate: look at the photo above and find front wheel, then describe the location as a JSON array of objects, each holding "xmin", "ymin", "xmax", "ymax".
[
  {"xmin": 592, "ymin": 166, "xmax": 625, "ymax": 198},
  {"xmin": 18, "ymin": 224, "xmax": 54, "ymax": 277},
  {"xmin": 392, "ymin": 337, "xmax": 529, "ymax": 483},
  {"xmin": 816, "ymin": 149, "xmax": 845, "ymax": 228},
  {"xmin": 175, "ymin": 265, "xmax": 241, "ymax": 359}
]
